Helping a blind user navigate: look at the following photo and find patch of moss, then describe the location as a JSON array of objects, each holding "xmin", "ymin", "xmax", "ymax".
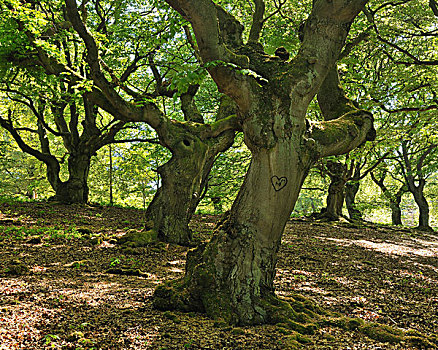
[
  {"xmin": 283, "ymin": 320, "xmax": 316, "ymax": 335},
  {"xmin": 153, "ymin": 279, "xmax": 196, "ymax": 313},
  {"xmin": 276, "ymin": 325, "xmax": 294, "ymax": 335},
  {"xmin": 231, "ymin": 327, "xmax": 245, "ymax": 335},
  {"xmin": 360, "ymin": 323, "xmax": 404, "ymax": 344},
  {"xmin": 256, "ymin": 294, "xmax": 321, "ymax": 336},
  {"xmin": 282, "ymin": 331, "xmax": 312, "ymax": 349},
  {"xmin": 5, "ymin": 259, "xmax": 28, "ymax": 276},
  {"xmin": 282, "ymin": 335, "xmax": 300, "ymax": 349},
  {"xmin": 405, "ymin": 336, "xmax": 436, "ymax": 348},
  {"xmin": 118, "ymin": 229, "xmax": 158, "ymax": 247},
  {"xmin": 163, "ymin": 311, "xmax": 181, "ymax": 323}
]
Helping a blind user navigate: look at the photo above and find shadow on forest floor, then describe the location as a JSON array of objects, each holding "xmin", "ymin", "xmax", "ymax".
[{"xmin": 0, "ymin": 201, "xmax": 437, "ymax": 349}]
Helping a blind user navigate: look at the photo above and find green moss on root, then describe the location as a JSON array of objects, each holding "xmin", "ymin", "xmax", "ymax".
[
  {"xmin": 360, "ymin": 323, "xmax": 405, "ymax": 343},
  {"xmin": 117, "ymin": 229, "xmax": 158, "ymax": 247}
]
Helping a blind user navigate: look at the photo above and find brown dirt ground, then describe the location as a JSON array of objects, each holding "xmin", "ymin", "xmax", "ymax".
[{"xmin": 0, "ymin": 200, "xmax": 437, "ymax": 349}]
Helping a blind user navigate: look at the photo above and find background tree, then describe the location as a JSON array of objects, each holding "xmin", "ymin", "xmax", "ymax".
[
  {"xmin": 371, "ymin": 168, "xmax": 408, "ymax": 226},
  {"xmin": 0, "ymin": 84, "xmax": 126, "ymax": 203},
  {"xmin": 397, "ymin": 139, "xmax": 437, "ymax": 231},
  {"xmin": 0, "ymin": 128, "xmax": 48, "ymax": 199}
]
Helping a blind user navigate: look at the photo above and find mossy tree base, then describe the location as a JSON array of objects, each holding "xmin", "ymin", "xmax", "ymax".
[
  {"xmin": 153, "ymin": 277, "xmax": 324, "ymax": 330},
  {"xmin": 154, "ymin": 280, "xmax": 437, "ymax": 348}
]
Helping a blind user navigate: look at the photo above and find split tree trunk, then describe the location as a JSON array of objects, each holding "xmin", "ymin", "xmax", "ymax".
[
  {"xmin": 155, "ymin": 0, "xmax": 372, "ymax": 326},
  {"xmin": 48, "ymin": 154, "xmax": 91, "ymax": 204}
]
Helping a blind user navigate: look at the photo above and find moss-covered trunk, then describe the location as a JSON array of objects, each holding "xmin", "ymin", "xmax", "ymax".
[
  {"xmin": 141, "ymin": 93, "xmax": 236, "ymax": 245},
  {"xmin": 144, "ymin": 125, "xmax": 234, "ymax": 245},
  {"xmin": 153, "ymin": 0, "xmax": 372, "ymax": 326}
]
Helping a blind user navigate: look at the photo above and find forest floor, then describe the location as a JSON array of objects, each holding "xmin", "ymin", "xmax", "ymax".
[{"xmin": 0, "ymin": 200, "xmax": 437, "ymax": 350}]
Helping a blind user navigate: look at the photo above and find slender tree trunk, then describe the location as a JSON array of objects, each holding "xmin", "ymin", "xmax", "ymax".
[
  {"xmin": 411, "ymin": 187, "xmax": 432, "ymax": 231},
  {"xmin": 370, "ymin": 172, "xmax": 405, "ymax": 226},
  {"xmin": 345, "ymin": 180, "xmax": 363, "ymax": 221},
  {"xmin": 390, "ymin": 194, "xmax": 403, "ymax": 226},
  {"xmin": 109, "ymin": 144, "xmax": 113, "ymax": 206}
]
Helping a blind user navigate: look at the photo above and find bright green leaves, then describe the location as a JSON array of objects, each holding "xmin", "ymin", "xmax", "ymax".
[{"xmin": 169, "ymin": 67, "xmax": 207, "ymax": 96}]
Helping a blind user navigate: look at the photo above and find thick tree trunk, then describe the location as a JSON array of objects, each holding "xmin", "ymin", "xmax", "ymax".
[
  {"xmin": 319, "ymin": 161, "xmax": 347, "ymax": 221},
  {"xmin": 153, "ymin": 0, "xmax": 372, "ymax": 326},
  {"xmin": 144, "ymin": 140, "xmax": 209, "ymax": 245},
  {"xmin": 49, "ymin": 154, "xmax": 91, "ymax": 204},
  {"xmin": 154, "ymin": 139, "xmax": 319, "ymax": 325},
  {"xmin": 345, "ymin": 180, "xmax": 363, "ymax": 221}
]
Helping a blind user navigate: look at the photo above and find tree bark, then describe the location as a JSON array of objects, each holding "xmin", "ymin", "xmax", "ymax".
[
  {"xmin": 139, "ymin": 96, "xmax": 236, "ymax": 245},
  {"xmin": 345, "ymin": 180, "xmax": 363, "ymax": 221},
  {"xmin": 411, "ymin": 185, "xmax": 431, "ymax": 231},
  {"xmin": 50, "ymin": 154, "xmax": 91, "ymax": 204},
  {"xmin": 144, "ymin": 138, "xmax": 213, "ymax": 244},
  {"xmin": 390, "ymin": 192, "xmax": 403, "ymax": 226},
  {"xmin": 400, "ymin": 142, "xmax": 435, "ymax": 231},
  {"xmin": 154, "ymin": 140, "xmax": 317, "ymax": 324},
  {"xmin": 320, "ymin": 161, "xmax": 348, "ymax": 221}
]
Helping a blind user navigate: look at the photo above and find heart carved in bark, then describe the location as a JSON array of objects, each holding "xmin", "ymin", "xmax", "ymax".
[{"xmin": 271, "ymin": 176, "xmax": 288, "ymax": 192}]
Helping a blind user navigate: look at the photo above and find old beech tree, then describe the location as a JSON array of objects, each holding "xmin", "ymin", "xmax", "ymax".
[
  {"xmin": 153, "ymin": 0, "xmax": 375, "ymax": 325},
  {"xmin": 2, "ymin": 0, "xmax": 237, "ymax": 244}
]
